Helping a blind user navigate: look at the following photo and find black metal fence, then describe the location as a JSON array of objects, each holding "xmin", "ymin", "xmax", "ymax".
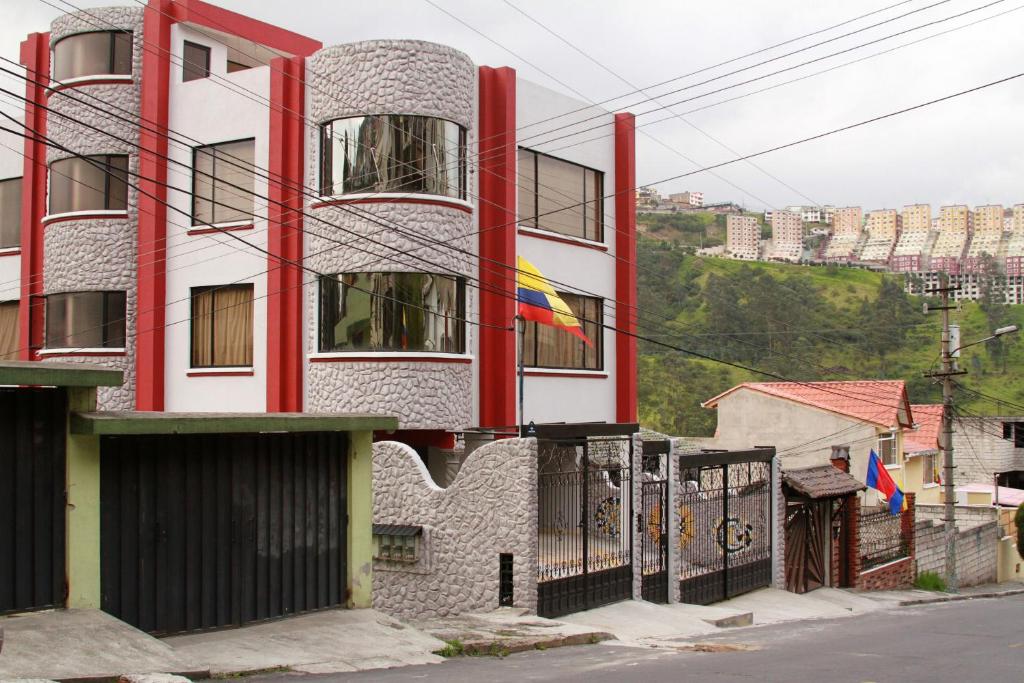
[
  {"xmin": 535, "ymin": 423, "xmax": 636, "ymax": 619},
  {"xmin": 859, "ymin": 508, "xmax": 907, "ymax": 571},
  {"xmin": 678, "ymin": 449, "xmax": 774, "ymax": 605},
  {"xmin": 640, "ymin": 440, "xmax": 669, "ymax": 603}
]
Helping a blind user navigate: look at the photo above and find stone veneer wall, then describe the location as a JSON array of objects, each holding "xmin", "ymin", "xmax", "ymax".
[
  {"xmin": 43, "ymin": 7, "xmax": 145, "ymax": 410},
  {"xmin": 372, "ymin": 438, "xmax": 538, "ymax": 620},
  {"xmin": 301, "ymin": 40, "xmax": 477, "ymax": 428},
  {"xmin": 915, "ymin": 519, "xmax": 999, "ymax": 587}
]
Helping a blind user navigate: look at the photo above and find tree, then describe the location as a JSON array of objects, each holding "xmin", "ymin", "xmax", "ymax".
[
  {"xmin": 976, "ymin": 254, "xmax": 1011, "ymax": 373},
  {"xmin": 856, "ymin": 277, "xmax": 924, "ymax": 375}
]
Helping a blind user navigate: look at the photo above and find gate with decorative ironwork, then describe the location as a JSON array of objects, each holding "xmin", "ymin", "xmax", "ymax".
[
  {"xmin": 640, "ymin": 440, "xmax": 669, "ymax": 603},
  {"xmin": 677, "ymin": 448, "xmax": 774, "ymax": 605},
  {"xmin": 534, "ymin": 423, "xmax": 637, "ymax": 619}
]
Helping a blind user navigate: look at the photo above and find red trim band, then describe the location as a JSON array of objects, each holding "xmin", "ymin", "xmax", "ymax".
[
  {"xmin": 266, "ymin": 55, "xmax": 306, "ymax": 413},
  {"xmin": 48, "ymin": 78, "xmax": 134, "ymax": 92},
  {"xmin": 187, "ymin": 369, "xmax": 255, "ymax": 377},
  {"xmin": 0, "ymin": 248, "xmax": 21, "ymax": 257},
  {"xmin": 186, "ymin": 223, "xmax": 254, "ymax": 236},
  {"xmin": 134, "ymin": 0, "xmax": 173, "ymax": 410},
  {"xmin": 614, "ymin": 112, "xmax": 638, "ymax": 424},
  {"xmin": 309, "ymin": 355, "xmax": 473, "ymax": 364},
  {"xmin": 42, "ymin": 211, "xmax": 129, "ymax": 226},
  {"xmin": 524, "ymin": 370, "xmax": 608, "ymax": 379},
  {"xmin": 39, "ymin": 351, "xmax": 127, "ymax": 358},
  {"xmin": 311, "ymin": 196, "xmax": 473, "ymax": 214},
  {"xmin": 517, "ymin": 227, "xmax": 608, "ymax": 252},
  {"xmin": 477, "ymin": 66, "xmax": 517, "ymax": 429},
  {"xmin": 173, "ymin": 0, "xmax": 322, "ymax": 56},
  {"xmin": 18, "ymin": 32, "xmax": 49, "ymax": 361}
]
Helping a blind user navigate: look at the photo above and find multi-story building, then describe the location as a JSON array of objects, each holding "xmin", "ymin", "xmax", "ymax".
[
  {"xmin": 939, "ymin": 204, "xmax": 972, "ymax": 232},
  {"xmin": 865, "ymin": 209, "xmax": 899, "ymax": 240},
  {"xmin": 832, "ymin": 206, "xmax": 863, "ymax": 237},
  {"xmin": 1013, "ymin": 204, "xmax": 1024, "ymax": 233},
  {"xmin": 669, "ymin": 190, "xmax": 703, "ymax": 207},
  {"xmin": 726, "ymin": 214, "xmax": 760, "ymax": 260},
  {"xmin": 769, "ymin": 209, "xmax": 803, "ymax": 262},
  {"xmin": 0, "ymin": 1, "xmax": 639, "ymax": 448},
  {"xmin": 901, "ymin": 204, "xmax": 931, "ymax": 233},
  {"xmin": 821, "ymin": 205, "xmax": 836, "ymax": 225},
  {"xmin": 973, "ymin": 205, "xmax": 1003, "ymax": 234}
]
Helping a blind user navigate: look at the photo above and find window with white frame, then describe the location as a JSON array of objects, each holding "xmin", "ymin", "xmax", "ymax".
[
  {"xmin": 877, "ymin": 432, "xmax": 898, "ymax": 466},
  {"xmin": 921, "ymin": 452, "xmax": 937, "ymax": 485}
]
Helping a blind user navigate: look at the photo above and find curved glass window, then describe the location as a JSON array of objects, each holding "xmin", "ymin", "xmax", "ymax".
[
  {"xmin": 45, "ymin": 291, "xmax": 126, "ymax": 349},
  {"xmin": 49, "ymin": 155, "xmax": 129, "ymax": 215},
  {"xmin": 319, "ymin": 116, "xmax": 466, "ymax": 199},
  {"xmin": 0, "ymin": 177, "xmax": 22, "ymax": 248},
  {"xmin": 53, "ymin": 31, "xmax": 132, "ymax": 82},
  {"xmin": 319, "ymin": 273, "xmax": 465, "ymax": 353}
]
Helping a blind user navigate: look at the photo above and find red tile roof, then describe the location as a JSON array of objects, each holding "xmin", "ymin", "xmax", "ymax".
[
  {"xmin": 703, "ymin": 380, "xmax": 913, "ymax": 429},
  {"xmin": 905, "ymin": 404, "xmax": 942, "ymax": 455}
]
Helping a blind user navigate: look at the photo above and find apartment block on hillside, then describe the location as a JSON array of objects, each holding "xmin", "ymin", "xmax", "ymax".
[
  {"xmin": 901, "ymin": 204, "xmax": 931, "ymax": 232},
  {"xmin": 769, "ymin": 209, "xmax": 803, "ymax": 262},
  {"xmin": 726, "ymin": 214, "xmax": 760, "ymax": 260},
  {"xmin": 832, "ymin": 206, "xmax": 863, "ymax": 237}
]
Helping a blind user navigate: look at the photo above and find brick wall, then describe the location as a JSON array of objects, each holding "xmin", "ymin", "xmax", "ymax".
[
  {"xmin": 916, "ymin": 504, "xmax": 997, "ymax": 530},
  {"xmin": 915, "ymin": 518, "xmax": 999, "ymax": 587}
]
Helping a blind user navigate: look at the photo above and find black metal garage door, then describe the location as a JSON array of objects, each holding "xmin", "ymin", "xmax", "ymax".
[
  {"xmin": 100, "ymin": 431, "xmax": 348, "ymax": 634},
  {"xmin": 0, "ymin": 387, "xmax": 67, "ymax": 614}
]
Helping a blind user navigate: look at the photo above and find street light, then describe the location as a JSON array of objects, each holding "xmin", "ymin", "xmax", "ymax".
[{"xmin": 936, "ymin": 322, "xmax": 1018, "ymax": 593}]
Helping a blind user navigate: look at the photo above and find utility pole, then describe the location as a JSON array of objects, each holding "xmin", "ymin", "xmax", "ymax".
[{"xmin": 923, "ymin": 278, "xmax": 965, "ymax": 593}]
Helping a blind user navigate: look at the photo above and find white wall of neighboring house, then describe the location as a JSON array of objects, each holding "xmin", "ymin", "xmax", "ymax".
[
  {"xmin": 515, "ymin": 78, "xmax": 618, "ymax": 425},
  {"xmin": 707, "ymin": 389, "xmax": 895, "ymax": 504},
  {"xmin": 163, "ymin": 23, "xmax": 270, "ymax": 412}
]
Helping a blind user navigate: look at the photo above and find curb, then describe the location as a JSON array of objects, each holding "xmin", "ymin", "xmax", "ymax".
[
  {"xmin": 898, "ymin": 588, "xmax": 1024, "ymax": 606},
  {"xmin": 450, "ymin": 631, "xmax": 616, "ymax": 657}
]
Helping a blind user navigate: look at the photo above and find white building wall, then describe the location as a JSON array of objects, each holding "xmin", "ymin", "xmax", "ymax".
[
  {"xmin": 163, "ymin": 24, "xmax": 270, "ymax": 412},
  {"xmin": 515, "ymin": 78, "xmax": 618, "ymax": 425}
]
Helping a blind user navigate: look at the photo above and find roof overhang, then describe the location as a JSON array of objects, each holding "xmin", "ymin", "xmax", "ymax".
[
  {"xmin": 70, "ymin": 411, "xmax": 398, "ymax": 435},
  {"xmin": 0, "ymin": 360, "xmax": 123, "ymax": 387}
]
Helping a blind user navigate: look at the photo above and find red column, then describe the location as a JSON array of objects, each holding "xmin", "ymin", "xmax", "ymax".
[
  {"xmin": 266, "ymin": 55, "xmax": 306, "ymax": 412},
  {"xmin": 614, "ymin": 113, "xmax": 637, "ymax": 423},
  {"xmin": 135, "ymin": 0, "xmax": 174, "ymax": 410},
  {"xmin": 477, "ymin": 66, "xmax": 516, "ymax": 429},
  {"xmin": 18, "ymin": 33, "xmax": 49, "ymax": 360}
]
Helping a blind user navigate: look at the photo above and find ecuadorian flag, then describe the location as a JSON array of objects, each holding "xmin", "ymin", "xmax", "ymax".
[
  {"xmin": 865, "ymin": 449, "xmax": 904, "ymax": 516},
  {"xmin": 516, "ymin": 256, "xmax": 593, "ymax": 347}
]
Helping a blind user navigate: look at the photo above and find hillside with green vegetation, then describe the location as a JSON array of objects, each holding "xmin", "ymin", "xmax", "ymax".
[{"xmin": 637, "ymin": 236, "xmax": 1024, "ymax": 437}]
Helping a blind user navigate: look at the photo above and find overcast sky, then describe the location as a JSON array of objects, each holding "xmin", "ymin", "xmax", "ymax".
[{"xmin": 3, "ymin": 0, "xmax": 1022, "ymax": 211}]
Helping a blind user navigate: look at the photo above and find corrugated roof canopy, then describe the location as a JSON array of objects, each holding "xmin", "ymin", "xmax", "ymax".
[{"xmin": 783, "ymin": 465, "xmax": 866, "ymax": 500}]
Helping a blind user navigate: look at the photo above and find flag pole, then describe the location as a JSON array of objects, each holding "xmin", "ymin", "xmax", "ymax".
[{"xmin": 515, "ymin": 314, "xmax": 525, "ymax": 435}]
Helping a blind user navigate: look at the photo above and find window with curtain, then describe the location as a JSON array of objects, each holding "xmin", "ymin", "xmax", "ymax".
[
  {"xmin": 319, "ymin": 115, "xmax": 466, "ymax": 199},
  {"xmin": 523, "ymin": 293, "xmax": 602, "ymax": 370},
  {"xmin": 0, "ymin": 301, "xmax": 19, "ymax": 359},
  {"xmin": 44, "ymin": 291, "xmax": 126, "ymax": 349},
  {"xmin": 319, "ymin": 273, "xmax": 465, "ymax": 353},
  {"xmin": 0, "ymin": 177, "xmax": 21, "ymax": 248},
  {"xmin": 190, "ymin": 284, "xmax": 254, "ymax": 367},
  {"xmin": 52, "ymin": 31, "xmax": 132, "ymax": 82},
  {"xmin": 182, "ymin": 41, "xmax": 210, "ymax": 82},
  {"xmin": 48, "ymin": 155, "xmax": 129, "ymax": 215},
  {"xmin": 192, "ymin": 139, "xmax": 255, "ymax": 225},
  {"xmin": 518, "ymin": 148, "xmax": 603, "ymax": 242}
]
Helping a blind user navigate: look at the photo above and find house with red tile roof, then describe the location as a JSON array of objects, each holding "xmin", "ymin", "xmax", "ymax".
[
  {"xmin": 904, "ymin": 404, "xmax": 942, "ymax": 501},
  {"xmin": 702, "ymin": 380, "xmax": 915, "ymax": 501}
]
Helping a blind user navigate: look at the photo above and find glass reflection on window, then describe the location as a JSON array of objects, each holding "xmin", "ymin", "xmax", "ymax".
[
  {"xmin": 52, "ymin": 31, "xmax": 132, "ymax": 82},
  {"xmin": 319, "ymin": 273, "xmax": 465, "ymax": 353},
  {"xmin": 320, "ymin": 116, "xmax": 466, "ymax": 199}
]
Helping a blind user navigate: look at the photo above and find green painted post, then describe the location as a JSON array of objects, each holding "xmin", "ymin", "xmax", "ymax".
[
  {"xmin": 65, "ymin": 386, "xmax": 102, "ymax": 609},
  {"xmin": 347, "ymin": 430, "xmax": 374, "ymax": 608}
]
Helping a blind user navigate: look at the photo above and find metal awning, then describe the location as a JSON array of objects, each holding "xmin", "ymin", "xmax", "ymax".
[
  {"xmin": 372, "ymin": 524, "xmax": 423, "ymax": 537},
  {"xmin": 70, "ymin": 411, "xmax": 398, "ymax": 435},
  {"xmin": 0, "ymin": 360, "xmax": 123, "ymax": 387},
  {"xmin": 783, "ymin": 465, "xmax": 866, "ymax": 500}
]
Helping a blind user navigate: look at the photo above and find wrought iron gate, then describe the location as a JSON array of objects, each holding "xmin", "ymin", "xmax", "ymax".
[
  {"xmin": 677, "ymin": 449, "xmax": 774, "ymax": 605},
  {"xmin": 640, "ymin": 440, "xmax": 669, "ymax": 603},
  {"xmin": 534, "ymin": 424, "xmax": 636, "ymax": 619}
]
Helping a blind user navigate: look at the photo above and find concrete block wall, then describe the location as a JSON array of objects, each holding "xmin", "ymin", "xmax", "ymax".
[
  {"xmin": 916, "ymin": 503, "xmax": 997, "ymax": 531},
  {"xmin": 915, "ymin": 518, "xmax": 999, "ymax": 587}
]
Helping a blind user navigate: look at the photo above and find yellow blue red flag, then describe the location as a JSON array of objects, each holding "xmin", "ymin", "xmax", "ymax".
[{"xmin": 516, "ymin": 256, "xmax": 593, "ymax": 347}]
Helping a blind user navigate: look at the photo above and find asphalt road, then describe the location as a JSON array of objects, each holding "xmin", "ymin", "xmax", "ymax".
[{"xmin": 253, "ymin": 595, "xmax": 1024, "ymax": 683}]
